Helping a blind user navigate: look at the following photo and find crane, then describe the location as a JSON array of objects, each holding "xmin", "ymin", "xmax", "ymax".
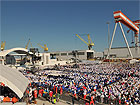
[
  {"xmin": 127, "ymin": 20, "xmax": 140, "ymax": 44},
  {"xmin": 1, "ymin": 41, "xmax": 6, "ymax": 51},
  {"xmin": 76, "ymin": 34, "xmax": 94, "ymax": 50},
  {"xmin": 107, "ymin": 11, "xmax": 139, "ymax": 58},
  {"xmin": 133, "ymin": 20, "xmax": 140, "ymax": 44},
  {"xmin": 37, "ymin": 43, "xmax": 48, "ymax": 52},
  {"xmin": 25, "ymin": 39, "xmax": 31, "ymax": 49},
  {"xmin": 133, "ymin": 20, "xmax": 140, "ymax": 26}
]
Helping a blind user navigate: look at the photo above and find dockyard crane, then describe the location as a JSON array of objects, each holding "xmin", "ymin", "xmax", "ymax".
[
  {"xmin": 37, "ymin": 43, "xmax": 48, "ymax": 52},
  {"xmin": 1, "ymin": 41, "xmax": 6, "ymax": 51},
  {"xmin": 127, "ymin": 20, "xmax": 140, "ymax": 45},
  {"xmin": 107, "ymin": 11, "xmax": 140, "ymax": 59},
  {"xmin": 25, "ymin": 39, "xmax": 31, "ymax": 49},
  {"xmin": 76, "ymin": 34, "xmax": 94, "ymax": 50}
]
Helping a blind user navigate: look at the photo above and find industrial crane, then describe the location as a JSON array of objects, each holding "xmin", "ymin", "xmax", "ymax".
[
  {"xmin": 133, "ymin": 20, "xmax": 140, "ymax": 44},
  {"xmin": 127, "ymin": 20, "xmax": 140, "ymax": 44},
  {"xmin": 1, "ymin": 41, "xmax": 6, "ymax": 51},
  {"xmin": 25, "ymin": 39, "xmax": 31, "ymax": 49},
  {"xmin": 107, "ymin": 11, "xmax": 139, "ymax": 58},
  {"xmin": 133, "ymin": 20, "xmax": 140, "ymax": 26},
  {"xmin": 37, "ymin": 43, "xmax": 48, "ymax": 52},
  {"xmin": 76, "ymin": 34, "xmax": 94, "ymax": 50}
]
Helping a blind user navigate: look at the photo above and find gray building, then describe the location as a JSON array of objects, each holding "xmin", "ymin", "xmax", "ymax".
[
  {"xmin": 49, "ymin": 46, "xmax": 140, "ymax": 61},
  {"xmin": 104, "ymin": 47, "xmax": 140, "ymax": 58},
  {"xmin": 50, "ymin": 50, "xmax": 95, "ymax": 61},
  {"xmin": 50, "ymin": 50, "xmax": 104, "ymax": 61}
]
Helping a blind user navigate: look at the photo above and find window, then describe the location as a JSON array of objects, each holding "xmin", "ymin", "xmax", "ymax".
[
  {"xmin": 61, "ymin": 53, "xmax": 67, "ymax": 56},
  {"xmin": 68, "ymin": 53, "xmax": 73, "ymax": 55},
  {"xmin": 55, "ymin": 53, "xmax": 59, "ymax": 56},
  {"xmin": 78, "ymin": 52, "xmax": 85, "ymax": 55}
]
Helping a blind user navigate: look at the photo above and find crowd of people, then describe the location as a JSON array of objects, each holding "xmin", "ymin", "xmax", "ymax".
[
  {"xmin": 0, "ymin": 62, "xmax": 140, "ymax": 105},
  {"xmin": 0, "ymin": 85, "xmax": 19, "ymax": 104},
  {"xmin": 22, "ymin": 62, "xmax": 140, "ymax": 105}
]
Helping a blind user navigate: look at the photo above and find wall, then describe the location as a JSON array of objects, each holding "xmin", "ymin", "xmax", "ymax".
[{"xmin": 104, "ymin": 47, "xmax": 140, "ymax": 58}]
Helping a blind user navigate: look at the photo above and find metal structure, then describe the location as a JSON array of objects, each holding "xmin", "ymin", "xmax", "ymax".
[
  {"xmin": 25, "ymin": 39, "xmax": 30, "ymax": 49},
  {"xmin": 1, "ymin": 41, "xmax": 6, "ymax": 51},
  {"xmin": 76, "ymin": 34, "xmax": 94, "ymax": 50},
  {"xmin": 127, "ymin": 20, "xmax": 140, "ymax": 45},
  {"xmin": 133, "ymin": 20, "xmax": 140, "ymax": 46},
  {"xmin": 37, "ymin": 43, "xmax": 48, "ymax": 52},
  {"xmin": 133, "ymin": 20, "xmax": 140, "ymax": 26},
  {"xmin": 107, "ymin": 11, "xmax": 139, "ymax": 59},
  {"xmin": 107, "ymin": 22, "xmax": 110, "ymax": 60}
]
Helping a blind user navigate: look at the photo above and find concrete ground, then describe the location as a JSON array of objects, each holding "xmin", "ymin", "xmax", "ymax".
[
  {"xmin": 28, "ymin": 91, "xmax": 105, "ymax": 105},
  {"xmin": 28, "ymin": 98, "xmax": 79, "ymax": 105},
  {"xmin": 28, "ymin": 98, "xmax": 106, "ymax": 105}
]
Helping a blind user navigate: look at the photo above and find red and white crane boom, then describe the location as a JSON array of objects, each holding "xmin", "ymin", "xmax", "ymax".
[
  {"xmin": 107, "ymin": 11, "xmax": 139, "ymax": 59},
  {"xmin": 113, "ymin": 11, "xmax": 139, "ymax": 34}
]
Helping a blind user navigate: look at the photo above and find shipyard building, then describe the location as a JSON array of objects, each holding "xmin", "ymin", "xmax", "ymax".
[
  {"xmin": 50, "ymin": 47, "xmax": 140, "ymax": 61},
  {"xmin": 104, "ymin": 47, "xmax": 140, "ymax": 59},
  {"xmin": 50, "ymin": 50, "xmax": 103, "ymax": 61}
]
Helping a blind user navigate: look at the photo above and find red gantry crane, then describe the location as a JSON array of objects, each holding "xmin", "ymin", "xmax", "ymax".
[{"xmin": 107, "ymin": 11, "xmax": 140, "ymax": 58}]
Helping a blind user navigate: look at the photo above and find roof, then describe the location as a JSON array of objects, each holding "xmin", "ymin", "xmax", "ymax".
[
  {"xmin": 0, "ymin": 48, "xmax": 32, "ymax": 57},
  {"xmin": 0, "ymin": 65, "xmax": 30, "ymax": 98},
  {"xmin": 104, "ymin": 46, "xmax": 140, "ymax": 50},
  {"xmin": 50, "ymin": 49, "xmax": 95, "ymax": 54}
]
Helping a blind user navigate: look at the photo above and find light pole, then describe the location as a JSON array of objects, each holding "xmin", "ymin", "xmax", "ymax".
[{"xmin": 107, "ymin": 22, "xmax": 110, "ymax": 60}]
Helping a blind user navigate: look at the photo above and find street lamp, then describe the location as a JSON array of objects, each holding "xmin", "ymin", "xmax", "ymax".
[{"xmin": 107, "ymin": 22, "xmax": 110, "ymax": 60}]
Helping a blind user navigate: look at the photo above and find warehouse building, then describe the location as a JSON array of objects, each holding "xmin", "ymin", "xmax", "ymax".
[
  {"xmin": 50, "ymin": 50, "xmax": 94, "ymax": 61},
  {"xmin": 50, "ymin": 50, "xmax": 103, "ymax": 61},
  {"xmin": 104, "ymin": 47, "xmax": 140, "ymax": 58}
]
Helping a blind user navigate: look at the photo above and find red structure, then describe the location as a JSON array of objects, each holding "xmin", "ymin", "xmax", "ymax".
[
  {"xmin": 107, "ymin": 11, "xmax": 140, "ymax": 59},
  {"xmin": 113, "ymin": 11, "xmax": 139, "ymax": 34}
]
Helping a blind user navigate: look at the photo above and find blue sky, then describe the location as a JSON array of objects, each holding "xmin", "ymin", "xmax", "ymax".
[{"xmin": 1, "ymin": 0, "xmax": 140, "ymax": 52}]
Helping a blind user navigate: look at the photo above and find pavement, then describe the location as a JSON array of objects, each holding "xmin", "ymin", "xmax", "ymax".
[
  {"xmin": 28, "ymin": 98, "xmax": 78, "ymax": 105},
  {"xmin": 28, "ymin": 99, "xmax": 105, "ymax": 105},
  {"xmin": 28, "ymin": 90, "xmax": 106, "ymax": 105}
]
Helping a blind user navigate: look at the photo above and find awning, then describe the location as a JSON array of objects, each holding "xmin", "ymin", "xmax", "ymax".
[{"xmin": 0, "ymin": 65, "xmax": 29, "ymax": 98}]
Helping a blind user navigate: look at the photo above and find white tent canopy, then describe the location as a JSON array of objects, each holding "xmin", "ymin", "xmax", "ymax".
[
  {"xmin": 0, "ymin": 48, "xmax": 29, "ymax": 57},
  {"xmin": 0, "ymin": 65, "xmax": 29, "ymax": 98}
]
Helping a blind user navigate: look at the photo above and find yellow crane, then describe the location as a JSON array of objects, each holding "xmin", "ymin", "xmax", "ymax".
[
  {"xmin": 1, "ymin": 41, "xmax": 6, "ymax": 51},
  {"xmin": 37, "ymin": 43, "xmax": 48, "ymax": 52},
  {"xmin": 25, "ymin": 39, "xmax": 31, "ymax": 49},
  {"xmin": 76, "ymin": 34, "xmax": 94, "ymax": 50}
]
